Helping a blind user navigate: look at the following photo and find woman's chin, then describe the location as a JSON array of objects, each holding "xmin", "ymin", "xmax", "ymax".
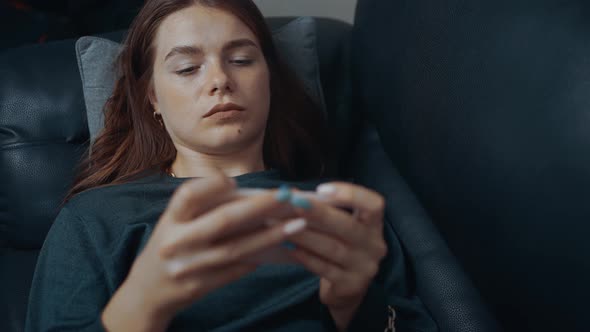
[{"xmin": 200, "ymin": 131, "xmax": 260, "ymax": 152}]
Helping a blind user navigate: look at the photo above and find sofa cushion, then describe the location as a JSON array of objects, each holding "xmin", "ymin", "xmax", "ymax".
[
  {"xmin": 76, "ymin": 17, "xmax": 326, "ymax": 148},
  {"xmin": 0, "ymin": 38, "xmax": 88, "ymax": 250}
]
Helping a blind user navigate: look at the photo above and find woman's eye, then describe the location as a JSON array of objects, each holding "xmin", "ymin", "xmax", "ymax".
[
  {"xmin": 231, "ymin": 59, "xmax": 253, "ymax": 66},
  {"xmin": 176, "ymin": 66, "xmax": 198, "ymax": 75}
]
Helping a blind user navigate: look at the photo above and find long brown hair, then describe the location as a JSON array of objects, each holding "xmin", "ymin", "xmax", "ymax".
[{"xmin": 62, "ymin": 0, "xmax": 336, "ymax": 206}]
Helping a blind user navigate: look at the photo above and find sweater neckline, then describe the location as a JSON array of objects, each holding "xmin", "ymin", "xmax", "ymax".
[{"xmin": 162, "ymin": 168, "xmax": 283, "ymax": 184}]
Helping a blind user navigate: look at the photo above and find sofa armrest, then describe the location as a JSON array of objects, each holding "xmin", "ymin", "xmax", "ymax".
[{"xmin": 348, "ymin": 122, "xmax": 501, "ymax": 332}]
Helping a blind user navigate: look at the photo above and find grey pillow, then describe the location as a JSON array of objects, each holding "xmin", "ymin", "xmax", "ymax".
[{"xmin": 75, "ymin": 17, "xmax": 326, "ymax": 148}]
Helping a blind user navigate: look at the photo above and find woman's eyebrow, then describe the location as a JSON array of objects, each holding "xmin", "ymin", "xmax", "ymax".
[
  {"xmin": 164, "ymin": 39, "xmax": 258, "ymax": 62},
  {"xmin": 222, "ymin": 38, "xmax": 259, "ymax": 52},
  {"xmin": 165, "ymin": 45, "xmax": 203, "ymax": 62}
]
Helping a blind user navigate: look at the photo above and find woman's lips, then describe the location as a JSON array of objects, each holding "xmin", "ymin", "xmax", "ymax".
[
  {"xmin": 205, "ymin": 109, "xmax": 244, "ymax": 120},
  {"xmin": 203, "ymin": 102, "xmax": 246, "ymax": 118}
]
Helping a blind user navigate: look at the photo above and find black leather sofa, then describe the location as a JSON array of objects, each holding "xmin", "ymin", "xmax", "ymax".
[
  {"xmin": 1, "ymin": 15, "xmax": 497, "ymax": 332},
  {"xmin": 354, "ymin": 0, "xmax": 590, "ymax": 331}
]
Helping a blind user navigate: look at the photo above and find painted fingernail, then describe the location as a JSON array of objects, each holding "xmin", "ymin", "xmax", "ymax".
[
  {"xmin": 283, "ymin": 218, "xmax": 306, "ymax": 235},
  {"xmin": 281, "ymin": 241, "xmax": 297, "ymax": 251},
  {"xmin": 317, "ymin": 184, "xmax": 336, "ymax": 197},
  {"xmin": 166, "ymin": 256, "xmax": 192, "ymax": 276},
  {"xmin": 290, "ymin": 194, "xmax": 312, "ymax": 210},
  {"xmin": 166, "ymin": 260, "xmax": 184, "ymax": 275},
  {"xmin": 275, "ymin": 184, "xmax": 292, "ymax": 202}
]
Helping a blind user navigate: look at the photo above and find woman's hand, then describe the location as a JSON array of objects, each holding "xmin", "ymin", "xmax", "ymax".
[
  {"xmin": 101, "ymin": 171, "xmax": 306, "ymax": 332},
  {"xmin": 285, "ymin": 183, "xmax": 388, "ymax": 331}
]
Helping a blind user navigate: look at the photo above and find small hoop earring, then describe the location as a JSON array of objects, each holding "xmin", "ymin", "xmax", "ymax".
[{"xmin": 153, "ymin": 111, "xmax": 164, "ymax": 128}]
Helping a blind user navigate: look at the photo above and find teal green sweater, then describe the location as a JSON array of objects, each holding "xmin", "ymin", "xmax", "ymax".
[{"xmin": 25, "ymin": 169, "xmax": 437, "ymax": 332}]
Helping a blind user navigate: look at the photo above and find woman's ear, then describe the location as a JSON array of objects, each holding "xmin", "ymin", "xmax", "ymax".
[{"xmin": 148, "ymin": 82, "xmax": 159, "ymax": 111}]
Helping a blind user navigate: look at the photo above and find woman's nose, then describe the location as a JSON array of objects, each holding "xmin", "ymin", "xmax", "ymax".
[{"xmin": 207, "ymin": 62, "xmax": 233, "ymax": 96}]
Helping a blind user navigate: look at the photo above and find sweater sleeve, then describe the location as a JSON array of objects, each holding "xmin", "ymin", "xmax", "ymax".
[
  {"xmin": 321, "ymin": 215, "xmax": 438, "ymax": 332},
  {"xmin": 24, "ymin": 205, "xmax": 109, "ymax": 332}
]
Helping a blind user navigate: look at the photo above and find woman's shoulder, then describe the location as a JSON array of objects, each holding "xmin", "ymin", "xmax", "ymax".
[{"xmin": 63, "ymin": 172, "xmax": 177, "ymax": 219}]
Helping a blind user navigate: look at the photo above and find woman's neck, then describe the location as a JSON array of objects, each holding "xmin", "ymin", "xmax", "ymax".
[{"xmin": 169, "ymin": 154, "xmax": 267, "ymax": 178}]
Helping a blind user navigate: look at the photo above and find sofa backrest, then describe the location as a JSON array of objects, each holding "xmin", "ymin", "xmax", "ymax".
[{"xmin": 353, "ymin": 0, "xmax": 590, "ymax": 331}]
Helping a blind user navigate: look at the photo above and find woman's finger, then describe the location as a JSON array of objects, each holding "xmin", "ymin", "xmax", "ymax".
[
  {"xmin": 287, "ymin": 224, "xmax": 387, "ymax": 273},
  {"xmin": 314, "ymin": 182, "xmax": 385, "ymax": 225},
  {"xmin": 164, "ymin": 218, "xmax": 307, "ymax": 277},
  {"xmin": 288, "ymin": 194, "xmax": 365, "ymax": 247},
  {"xmin": 160, "ymin": 189, "xmax": 295, "ymax": 257},
  {"xmin": 288, "ymin": 245, "xmax": 346, "ymax": 283},
  {"xmin": 164, "ymin": 172, "xmax": 236, "ymax": 222},
  {"xmin": 286, "ymin": 227, "xmax": 363, "ymax": 268}
]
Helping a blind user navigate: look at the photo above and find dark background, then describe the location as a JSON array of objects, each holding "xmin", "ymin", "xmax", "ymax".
[{"xmin": 0, "ymin": 0, "xmax": 143, "ymax": 51}]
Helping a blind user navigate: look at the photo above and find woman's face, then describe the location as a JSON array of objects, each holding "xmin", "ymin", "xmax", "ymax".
[{"xmin": 150, "ymin": 5, "xmax": 271, "ymax": 155}]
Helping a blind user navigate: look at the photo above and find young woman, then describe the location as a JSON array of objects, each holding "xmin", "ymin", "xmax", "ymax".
[{"xmin": 25, "ymin": 0, "xmax": 437, "ymax": 331}]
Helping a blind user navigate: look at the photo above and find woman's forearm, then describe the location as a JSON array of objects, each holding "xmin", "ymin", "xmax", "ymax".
[
  {"xmin": 101, "ymin": 281, "xmax": 172, "ymax": 332},
  {"xmin": 328, "ymin": 300, "xmax": 363, "ymax": 332}
]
